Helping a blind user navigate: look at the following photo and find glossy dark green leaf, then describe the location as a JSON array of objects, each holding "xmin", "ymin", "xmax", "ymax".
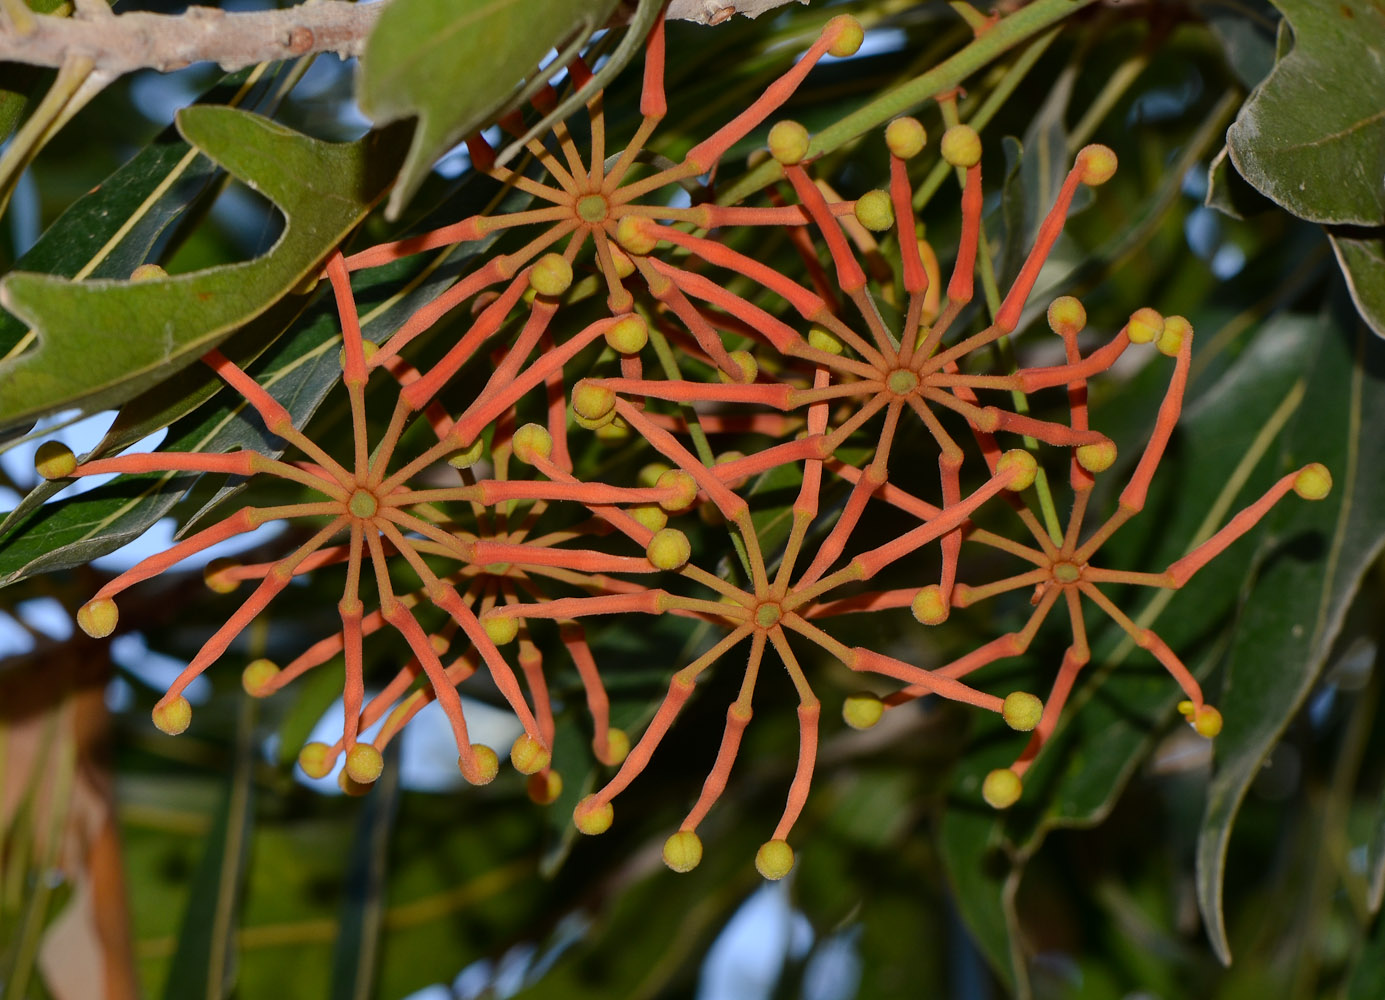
[
  {"xmin": 1199, "ymin": 0, "xmax": 1279, "ymax": 90},
  {"xmin": 1329, "ymin": 226, "xmax": 1385, "ymax": 338},
  {"xmin": 1196, "ymin": 305, "xmax": 1385, "ymax": 964},
  {"xmin": 356, "ymin": 0, "xmax": 618, "ymax": 218},
  {"xmin": 1225, "ymin": 0, "xmax": 1385, "ymax": 227},
  {"xmin": 0, "ymin": 312, "xmax": 342, "ymax": 588},
  {"xmin": 1205, "ymin": 145, "xmax": 1275, "ymax": 221},
  {"xmin": 0, "ymin": 107, "xmax": 401, "ymax": 431}
]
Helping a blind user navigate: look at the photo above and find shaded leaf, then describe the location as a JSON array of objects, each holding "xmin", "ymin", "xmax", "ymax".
[
  {"xmin": 0, "ymin": 107, "xmax": 402, "ymax": 431},
  {"xmin": 1225, "ymin": 0, "xmax": 1385, "ymax": 226},
  {"xmin": 1329, "ymin": 226, "xmax": 1385, "ymax": 339},
  {"xmin": 357, "ymin": 0, "xmax": 618, "ymax": 218},
  {"xmin": 1198, "ymin": 0, "xmax": 1279, "ymax": 90},
  {"xmin": 1196, "ymin": 305, "xmax": 1385, "ymax": 964},
  {"xmin": 1205, "ymin": 145, "xmax": 1274, "ymax": 221}
]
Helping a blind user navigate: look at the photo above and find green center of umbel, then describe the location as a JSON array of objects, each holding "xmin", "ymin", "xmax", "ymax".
[
  {"xmin": 887, "ymin": 369, "xmax": 920, "ymax": 395},
  {"xmin": 755, "ymin": 602, "xmax": 783, "ymax": 628},
  {"xmin": 1053, "ymin": 561, "xmax": 1081, "ymax": 583},
  {"xmin": 577, "ymin": 194, "xmax": 608, "ymax": 223},
  {"xmin": 349, "ymin": 489, "xmax": 378, "ymax": 519}
]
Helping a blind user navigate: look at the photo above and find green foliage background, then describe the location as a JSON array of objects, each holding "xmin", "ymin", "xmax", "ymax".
[{"xmin": 1, "ymin": 1, "xmax": 1384, "ymax": 998}]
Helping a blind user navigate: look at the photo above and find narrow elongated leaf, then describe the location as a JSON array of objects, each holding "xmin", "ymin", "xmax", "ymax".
[
  {"xmin": 0, "ymin": 107, "xmax": 402, "ymax": 430},
  {"xmin": 329, "ymin": 750, "xmax": 399, "ymax": 1000},
  {"xmin": 1195, "ymin": 305, "xmax": 1385, "ymax": 964},
  {"xmin": 1225, "ymin": 0, "xmax": 1385, "ymax": 227},
  {"xmin": 357, "ymin": 0, "xmax": 618, "ymax": 218},
  {"xmin": 162, "ymin": 697, "xmax": 256, "ymax": 1000}
]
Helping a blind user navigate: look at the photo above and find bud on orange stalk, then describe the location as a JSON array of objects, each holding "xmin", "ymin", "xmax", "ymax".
[
  {"xmin": 663, "ymin": 830, "xmax": 704, "ymax": 873},
  {"xmin": 755, "ymin": 839, "xmax": 795, "ymax": 880},
  {"xmin": 768, "ymin": 120, "xmax": 810, "ymax": 165}
]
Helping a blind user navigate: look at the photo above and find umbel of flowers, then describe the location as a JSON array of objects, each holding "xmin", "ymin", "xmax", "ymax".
[{"xmin": 33, "ymin": 11, "xmax": 1331, "ymax": 880}]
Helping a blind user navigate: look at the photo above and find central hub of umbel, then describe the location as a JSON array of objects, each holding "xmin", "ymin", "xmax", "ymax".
[
  {"xmin": 1053, "ymin": 561, "xmax": 1082, "ymax": 584},
  {"xmin": 886, "ymin": 369, "xmax": 920, "ymax": 396},
  {"xmin": 348, "ymin": 488, "xmax": 379, "ymax": 519},
  {"xmin": 576, "ymin": 193, "xmax": 608, "ymax": 224},
  {"xmin": 754, "ymin": 601, "xmax": 783, "ymax": 629}
]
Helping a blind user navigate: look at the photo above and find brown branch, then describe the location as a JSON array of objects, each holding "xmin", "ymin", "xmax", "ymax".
[{"xmin": 0, "ymin": 1, "xmax": 386, "ymax": 75}]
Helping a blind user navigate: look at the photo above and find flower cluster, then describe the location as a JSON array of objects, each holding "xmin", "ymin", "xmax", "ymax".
[{"xmin": 36, "ymin": 12, "xmax": 1330, "ymax": 879}]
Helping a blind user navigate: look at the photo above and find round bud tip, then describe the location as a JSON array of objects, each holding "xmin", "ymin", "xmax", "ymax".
[
  {"xmin": 663, "ymin": 830, "xmax": 704, "ymax": 872},
  {"xmin": 854, "ymin": 190, "xmax": 894, "ymax": 232},
  {"xmin": 768, "ymin": 120, "xmax": 810, "ymax": 165},
  {"xmin": 647, "ymin": 527, "xmax": 692, "ymax": 570},
  {"xmin": 1294, "ymin": 463, "xmax": 1332, "ymax": 501},
  {"xmin": 574, "ymin": 795, "xmax": 614, "ymax": 835},
  {"xmin": 527, "ymin": 770, "xmax": 562, "ymax": 804},
  {"xmin": 755, "ymin": 839, "xmax": 795, "ymax": 880},
  {"xmin": 827, "ymin": 14, "xmax": 864, "ymax": 57},
  {"xmin": 482, "ymin": 614, "xmax": 519, "ymax": 646},
  {"xmin": 572, "ymin": 380, "xmax": 617, "ymax": 423},
  {"xmin": 512, "ymin": 423, "xmax": 553, "ymax": 464},
  {"xmin": 338, "ymin": 770, "xmax": 370, "ymax": 797},
  {"xmin": 605, "ymin": 313, "xmax": 649, "ymax": 354},
  {"xmin": 842, "ymin": 692, "xmax": 884, "ymax": 730},
  {"xmin": 461, "ymin": 744, "xmax": 500, "ymax": 785},
  {"xmin": 885, "ymin": 117, "xmax": 926, "ymax": 159},
  {"xmin": 1158, "ymin": 315, "xmax": 1192, "ymax": 357},
  {"xmin": 629, "ymin": 502, "xmax": 669, "ymax": 533},
  {"xmin": 940, "ymin": 125, "xmax": 982, "ymax": 168},
  {"xmin": 1193, "ymin": 705, "xmax": 1223, "ymax": 739},
  {"xmin": 615, "ymin": 215, "xmax": 658, "ymax": 256},
  {"xmin": 997, "ymin": 450, "xmax": 1038, "ymax": 492},
  {"xmin": 1076, "ymin": 144, "xmax": 1118, "ymax": 186},
  {"xmin": 448, "ymin": 438, "xmax": 485, "ymax": 469},
  {"xmin": 717, "ymin": 349, "xmax": 758, "ymax": 386},
  {"xmin": 529, "ymin": 252, "xmax": 573, "ymax": 297},
  {"xmin": 130, "ymin": 263, "xmax": 168, "ymax": 282},
  {"xmin": 241, "ymin": 658, "xmax": 280, "ymax": 697},
  {"xmin": 981, "ymin": 768, "xmax": 1023, "ymax": 809},
  {"xmin": 203, "ymin": 557, "xmax": 241, "ymax": 594},
  {"xmin": 911, "ymin": 584, "xmax": 948, "ymax": 625},
  {"xmin": 600, "ymin": 728, "xmax": 631, "ymax": 766},
  {"xmin": 807, "ymin": 326, "xmax": 843, "ymax": 356},
  {"xmin": 1002, "ymin": 692, "xmax": 1043, "ymax": 732},
  {"xmin": 656, "ymin": 469, "xmax": 698, "ymax": 511},
  {"xmin": 34, "ymin": 441, "xmax": 76, "ymax": 480},
  {"xmin": 1047, "ymin": 296, "xmax": 1086, "ymax": 337},
  {"xmin": 345, "ymin": 744, "xmax": 384, "ymax": 784},
  {"xmin": 77, "ymin": 597, "xmax": 118, "ymax": 638},
  {"xmin": 298, "ymin": 742, "xmax": 333, "ymax": 779},
  {"xmin": 152, "ymin": 696, "xmax": 192, "ymax": 736},
  {"xmin": 1127, "ymin": 307, "xmax": 1164, "ymax": 344},
  {"xmin": 510, "ymin": 734, "xmax": 551, "ymax": 775},
  {"xmin": 1076, "ymin": 440, "xmax": 1117, "ymax": 474}
]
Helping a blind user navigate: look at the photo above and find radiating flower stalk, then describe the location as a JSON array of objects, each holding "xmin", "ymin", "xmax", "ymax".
[{"xmin": 32, "ymin": 9, "xmax": 1331, "ymax": 879}]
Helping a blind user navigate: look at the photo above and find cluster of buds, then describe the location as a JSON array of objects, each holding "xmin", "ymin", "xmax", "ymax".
[{"xmin": 34, "ymin": 12, "xmax": 1329, "ymax": 879}]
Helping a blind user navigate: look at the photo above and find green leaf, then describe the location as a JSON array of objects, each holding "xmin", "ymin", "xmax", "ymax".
[
  {"xmin": 1199, "ymin": 0, "xmax": 1279, "ymax": 90},
  {"xmin": 0, "ymin": 68, "xmax": 264, "ymax": 363},
  {"xmin": 162, "ymin": 697, "xmax": 257, "ymax": 1000},
  {"xmin": 357, "ymin": 0, "xmax": 618, "ymax": 219},
  {"xmin": 1225, "ymin": 0, "xmax": 1385, "ymax": 226},
  {"xmin": 1329, "ymin": 227, "xmax": 1385, "ymax": 338},
  {"xmin": 1196, "ymin": 306, "xmax": 1385, "ymax": 964},
  {"xmin": 0, "ymin": 107, "xmax": 402, "ymax": 431},
  {"xmin": 1205, "ymin": 145, "xmax": 1275, "ymax": 221},
  {"xmin": 0, "ymin": 311, "xmax": 343, "ymax": 588}
]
